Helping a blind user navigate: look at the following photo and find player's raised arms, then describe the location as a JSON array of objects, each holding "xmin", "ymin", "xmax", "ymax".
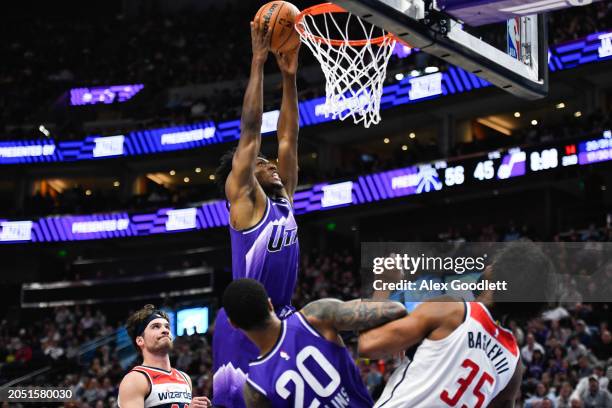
[{"xmin": 225, "ymin": 20, "xmax": 272, "ymax": 230}]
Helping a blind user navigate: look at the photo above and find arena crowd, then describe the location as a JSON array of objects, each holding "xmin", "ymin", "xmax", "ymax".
[{"xmin": 0, "ymin": 221, "xmax": 610, "ymax": 407}]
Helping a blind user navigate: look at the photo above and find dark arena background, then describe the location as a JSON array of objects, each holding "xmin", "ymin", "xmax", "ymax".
[{"xmin": 0, "ymin": 0, "xmax": 611, "ymax": 407}]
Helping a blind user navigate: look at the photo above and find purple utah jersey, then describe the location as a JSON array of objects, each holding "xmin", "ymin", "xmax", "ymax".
[
  {"xmin": 230, "ymin": 196, "xmax": 299, "ymax": 309},
  {"xmin": 213, "ymin": 196, "xmax": 300, "ymax": 408},
  {"xmin": 247, "ymin": 312, "xmax": 374, "ymax": 408}
]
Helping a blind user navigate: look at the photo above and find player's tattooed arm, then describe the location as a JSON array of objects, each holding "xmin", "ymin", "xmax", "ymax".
[
  {"xmin": 300, "ymin": 299, "xmax": 407, "ymax": 334},
  {"xmin": 243, "ymin": 381, "xmax": 273, "ymax": 408}
]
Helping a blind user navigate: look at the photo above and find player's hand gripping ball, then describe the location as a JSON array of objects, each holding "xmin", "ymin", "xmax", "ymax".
[{"xmin": 255, "ymin": 1, "xmax": 301, "ymax": 53}]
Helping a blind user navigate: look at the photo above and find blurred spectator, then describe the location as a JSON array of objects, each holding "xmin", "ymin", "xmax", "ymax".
[
  {"xmin": 13, "ymin": 340, "xmax": 32, "ymax": 364},
  {"xmin": 523, "ymin": 333, "xmax": 547, "ymax": 365},
  {"xmin": 578, "ymin": 355, "xmax": 594, "ymax": 379},
  {"xmin": 572, "ymin": 365, "xmax": 612, "ymax": 402},
  {"xmin": 528, "ymin": 349, "xmax": 547, "ymax": 380},
  {"xmin": 575, "ymin": 319, "xmax": 594, "ymax": 348},
  {"xmin": 591, "ymin": 330, "xmax": 611, "ymax": 363},
  {"xmin": 558, "ymin": 381, "xmax": 576, "ymax": 408},
  {"xmin": 548, "ymin": 345, "xmax": 569, "ymax": 377},
  {"xmin": 579, "ymin": 376, "xmax": 612, "ymax": 408},
  {"xmin": 525, "ymin": 382, "xmax": 556, "ymax": 407},
  {"xmin": 43, "ymin": 339, "xmax": 64, "ymax": 360},
  {"xmin": 549, "ymin": 319, "xmax": 572, "ymax": 346},
  {"xmin": 568, "ymin": 335, "xmax": 590, "ymax": 366}
]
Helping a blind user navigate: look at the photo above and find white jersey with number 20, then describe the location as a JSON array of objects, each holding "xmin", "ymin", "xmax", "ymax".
[{"xmin": 375, "ymin": 302, "xmax": 519, "ymax": 408}]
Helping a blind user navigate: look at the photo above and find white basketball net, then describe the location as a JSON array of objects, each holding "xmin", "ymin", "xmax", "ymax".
[{"xmin": 297, "ymin": 8, "xmax": 396, "ymax": 128}]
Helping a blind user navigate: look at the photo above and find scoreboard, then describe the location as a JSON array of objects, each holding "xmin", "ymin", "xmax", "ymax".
[
  {"xmin": 442, "ymin": 147, "xmax": 527, "ymax": 187},
  {"xmin": 438, "ymin": 131, "xmax": 612, "ymax": 189},
  {"xmin": 293, "ymin": 130, "xmax": 611, "ymax": 213}
]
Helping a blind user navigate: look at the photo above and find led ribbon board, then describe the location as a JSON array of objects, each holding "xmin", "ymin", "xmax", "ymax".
[
  {"xmin": 0, "ymin": 30, "xmax": 610, "ymax": 165},
  {"xmin": 1, "ymin": 131, "xmax": 610, "ymax": 244},
  {"xmin": 70, "ymin": 84, "xmax": 144, "ymax": 106},
  {"xmin": 0, "ymin": 201, "xmax": 228, "ymax": 244}
]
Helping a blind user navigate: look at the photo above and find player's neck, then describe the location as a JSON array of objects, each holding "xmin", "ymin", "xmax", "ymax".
[
  {"xmin": 475, "ymin": 290, "xmax": 494, "ymax": 308},
  {"xmin": 474, "ymin": 295, "xmax": 509, "ymax": 326},
  {"xmin": 250, "ymin": 318, "xmax": 282, "ymax": 356},
  {"xmin": 264, "ymin": 185, "xmax": 287, "ymax": 201},
  {"xmin": 142, "ymin": 353, "xmax": 172, "ymax": 372},
  {"xmin": 268, "ymin": 192, "xmax": 284, "ymax": 201}
]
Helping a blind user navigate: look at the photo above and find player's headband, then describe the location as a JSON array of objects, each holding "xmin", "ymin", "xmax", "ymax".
[{"xmin": 135, "ymin": 311, "xmax": 168, "ymax": 337}]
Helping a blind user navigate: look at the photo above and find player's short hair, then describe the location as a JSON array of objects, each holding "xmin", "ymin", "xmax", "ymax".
[
  {"xmin": 125, "ymin": 304, "xmax": 170, "ymax": 353},
  {"xmin": 223, "ymin": 279, "xmax": 272, "ymax": 331},
  {"xmin": 489, "ymin": 240, "xmax": 556, "ymax": 321},
  {"xmin": 214, "ymin": 148, "xmax": 267, "ymax": 200}
]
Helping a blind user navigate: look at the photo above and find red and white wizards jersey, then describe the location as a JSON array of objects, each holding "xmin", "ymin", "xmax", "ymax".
[
  {"xmin": 375, "ymin": 302, "xmax": 519, "ymax": 408},
  {"xmin": 120, "ymin": 365, "xmax": 192, "ymax": 408}
]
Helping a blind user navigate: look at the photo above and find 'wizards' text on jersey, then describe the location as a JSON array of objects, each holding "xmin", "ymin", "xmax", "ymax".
[{"xmin": 230, "ymin": 197, "xmax": 299, "ymax": 309}]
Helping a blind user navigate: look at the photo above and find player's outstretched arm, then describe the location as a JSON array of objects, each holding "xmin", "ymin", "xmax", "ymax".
[
  {"xmin": 117, "ymin": 371, "xmax": 149, "ymax": 408},
  {"xmin": 300, "ymin": 298, "xmax": 406, "ymax": 341},
  {"xmin": 244, "ymin": 381, "xmax": 273, "ymax": 408},
  {"xmin": 358, "ymin": 300, "xmax": 460, "ymax": 359},
  {"xmin": 226, "ymin": 21, "xmax": 272, "ymax": 227},
  {"xmin": 274, "ymin": 46, "xmax": 300, "ymax": 202}
]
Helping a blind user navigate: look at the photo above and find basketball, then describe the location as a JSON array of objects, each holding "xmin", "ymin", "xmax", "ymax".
[{"xmin": 255, "ymin": 1, "xmax": 301, "ymax": 53}]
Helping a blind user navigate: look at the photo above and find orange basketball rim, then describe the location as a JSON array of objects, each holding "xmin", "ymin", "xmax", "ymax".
[{"xmin": 295, "ymin": 2, "xmax": 398, "ymax": 47}]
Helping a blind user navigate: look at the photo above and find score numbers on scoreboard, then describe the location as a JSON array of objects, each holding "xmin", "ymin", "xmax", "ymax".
[
  {"xmin": 444, "ymin": 165, "xmax": 465, "ymax": 186},
  {"xmin": 437, "ymin": 131, "xmax": 611, "ymax": 189},
  {"xmin": 441, "ymin": 148, "xmax": 527, "ymax": 188}
]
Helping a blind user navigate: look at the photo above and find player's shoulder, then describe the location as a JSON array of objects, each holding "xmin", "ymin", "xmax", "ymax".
[
  {"xmin": 119, "ymin": 369, "xmax": 151, "ymax": 398},
  {"xmin": 300, "ymin": 298, "xmax": 342, "ymax": 316},
  {"xmin": 415, "ymin": 296, "xmax": 466, "ymax": 319},
  {"xmin": 298, "ymin": 299, "xmax": 342, "ymax": 327},
  {"xmin": 409, "ymin": 297, "xmax": 467, "ymax": 335},
  {"xmin": 120, "ymin": 369, "xmax": 150, "ymax": 385}
]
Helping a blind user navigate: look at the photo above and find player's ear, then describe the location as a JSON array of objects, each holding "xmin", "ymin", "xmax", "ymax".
[
  {"xmin": 135, "ymin": 335, "xmax": 145, "ymax": 348},
  {"xmin": 267, "ymin": 298, "xmax": 274, "ymax": 312}
]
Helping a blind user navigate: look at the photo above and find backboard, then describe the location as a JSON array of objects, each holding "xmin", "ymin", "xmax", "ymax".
[{"xmin": 331, "ymin": 0, "xmax": 549, "ymax": 99}]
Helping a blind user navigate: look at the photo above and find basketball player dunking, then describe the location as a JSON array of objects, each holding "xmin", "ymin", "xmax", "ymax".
[
  {"xmin": 223, "ymin": 279, "xmax": 407, "ymax": 408},
  {"xmin": 359, "ymin": 242, "xmax": 555, "ymax": 408},
  {"xmin": 212, "ymin": 20, "xmax": 301, "ymax": 408},
  {"xmin": 118, "ymin": 305, "xmax": 211, "ymax": 408}
]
